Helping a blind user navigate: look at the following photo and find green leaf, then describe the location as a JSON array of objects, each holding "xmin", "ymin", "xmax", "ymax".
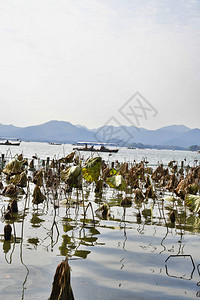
[
  {"xmin": 61, "ymin": 165, "xmax": 82, "ymax": 188},
  {"xmin": 185, "ymin": 194, "xmax": 200, "ymax": 213},
  {"xmin": 164, "ymin": 196, "xmax": 176, "ymax": 202},
  {"xmin": 187, "ymin": 183, "xmax": 199, "ymax": 195},
  {"xmin": 109, "ymin": 168, "xmax": 117, "ymax": 176},
  {"xmin": 82, "ymin": 157, "xmax": 102, "ymax": 183},
  {"xmin": 106, "ymin": 175, "xmax": 126, "ymax": 191}
]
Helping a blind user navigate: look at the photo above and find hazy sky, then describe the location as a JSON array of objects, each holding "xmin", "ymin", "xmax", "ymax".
[{"xmin": 0, "ymin": 0, "xmax": 199, "ymax": 129}]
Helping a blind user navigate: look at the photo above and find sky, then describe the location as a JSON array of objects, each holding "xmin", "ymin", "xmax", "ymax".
[{"xmin": 0, "ymin": 0, "xmax": 200, "ymax": 130}]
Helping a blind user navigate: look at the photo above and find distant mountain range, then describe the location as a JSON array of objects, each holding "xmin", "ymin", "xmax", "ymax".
[{"xmin": 0, "ymin": 120, "xmax": 199, "ymax": 149}]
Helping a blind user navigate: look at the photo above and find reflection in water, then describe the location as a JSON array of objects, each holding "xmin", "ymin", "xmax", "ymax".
[
  {"xmin": 1, "ymin": 194, "xmax": 200, "ymax": 298},
  {"xmin": 196, "ymin": 264, "xmax": 200, "ymax": 296},
  {"xmin": 30, "ymin": 213, "xmax": 45, "ymax": 228},
  {"xmin": 159, "ymin": 227, "xmax": 169, "ymax": 254},
  {"xmin": 27, "ymin": 237, "xmax": 39, "ymax": 250},
  {"xmin": 74, "ymin": 249, "xmax": 91, "ymax": 259},
  {"xmin": 59, "ymin": 220, "xmax": 101, "ymax": 259},
  {"xmin": 20, "ymin": 195, "xmax": 30, "ymax": 300},
  {"xmin": 196, "ymin": 291, "xmax": 200, "ymax": 297},
  {"xmin": 0, "ymin": 149, "xmax": 200, "ymax": 299},
  {"xmin": 165, "ymin": 255, "xmax": 195, "ymax": 280},
  {"xmin": 3, "ymin": 240, "xmax": 11, "ymax": 253},
  {"xmin": 60, "ymin": 234, "xmax": 72, "ymax": 256},
  {"xmin": 0, "ymin": 234, "xmax": 21, "ymax": 263}
]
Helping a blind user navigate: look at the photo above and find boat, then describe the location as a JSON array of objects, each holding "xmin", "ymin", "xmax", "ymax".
[
  {"xmin": 0, "ymin": 140, "xmax": 20, "ymax": 146},
  {"xmin": 73, "ymin": 144, "xmax": 119, "ymax": 153},
  {"xmin": 49, "ymin": 142, "xmax": 62, "ymax": 145}
]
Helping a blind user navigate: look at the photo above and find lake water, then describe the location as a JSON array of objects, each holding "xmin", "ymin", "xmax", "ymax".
[{"xmin": 0, "ymin": 142, "xmax": 200, "ymax": 299}]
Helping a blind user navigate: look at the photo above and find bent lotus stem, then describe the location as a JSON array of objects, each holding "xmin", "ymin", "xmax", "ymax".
[{"xmin": 83, "ymin": 202, "xmax": 95, "ymax": 226}]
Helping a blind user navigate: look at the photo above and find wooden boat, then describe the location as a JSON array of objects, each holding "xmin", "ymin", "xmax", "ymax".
[
  {"xmin": 49, "ymin": 142, "xmax": 62, "ymax": 145},
  {"xmin": 73, "ymin": 145, "xmax": 119, "ymax": 153},
  {"xmin": 0, "ymin": 140, "xmax": 20, "ymax": 146}
]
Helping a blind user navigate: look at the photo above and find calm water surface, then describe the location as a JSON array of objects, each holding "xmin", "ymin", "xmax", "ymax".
[{"xmin": 0, "ymin": 142, "xmax": 200, "ymax": 299}]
